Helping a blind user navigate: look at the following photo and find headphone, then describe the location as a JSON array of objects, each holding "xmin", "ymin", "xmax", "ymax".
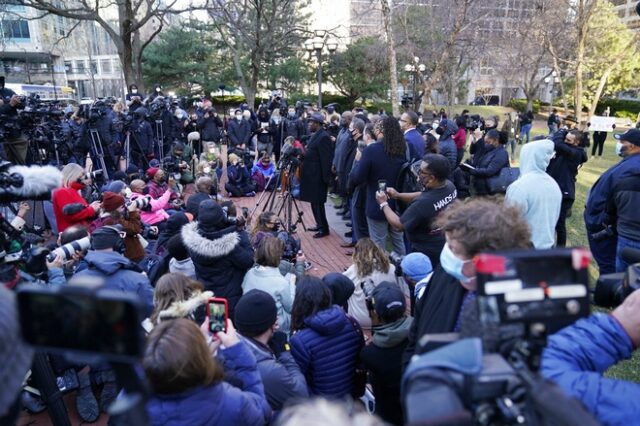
[{"xmin": 90, "ymin": 226, "xmax": 126, "ymax": 254}]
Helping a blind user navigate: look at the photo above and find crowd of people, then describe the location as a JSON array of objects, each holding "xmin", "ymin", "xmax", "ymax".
[{"xmin": 1, "ymin": 82, "xmax": 640, "ymax": 426}]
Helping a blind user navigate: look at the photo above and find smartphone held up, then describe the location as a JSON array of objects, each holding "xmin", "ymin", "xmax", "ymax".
[{"xmin": 208, "ymin": 297, "xmax": 228, "ymax": 334}]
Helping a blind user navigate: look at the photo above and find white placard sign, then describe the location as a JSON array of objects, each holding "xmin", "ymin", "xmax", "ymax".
[{"xmin": 589, "ymin": 116, "xmax": 616, "ymax": 132}]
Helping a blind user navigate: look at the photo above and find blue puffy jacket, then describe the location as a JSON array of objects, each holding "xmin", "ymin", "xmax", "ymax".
[
  {"xmin": 290, "ymin": 305, "xmax": 364, "ymax": 397},
  {"xmin": 74, "ymin": 250, "xmax": 154, "ymax": 317},
  {"xmin": 541, "ymin": 314, "xmax": 640, "ymax": 425},
  {"xmin": 146, "ymin": 342, "xmax": 272, "ymax": 426}
]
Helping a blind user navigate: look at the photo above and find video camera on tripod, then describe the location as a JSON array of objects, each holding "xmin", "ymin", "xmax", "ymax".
[{"xmin": 403, "ymin": 248, "xmax": 596, "ymax": 426}]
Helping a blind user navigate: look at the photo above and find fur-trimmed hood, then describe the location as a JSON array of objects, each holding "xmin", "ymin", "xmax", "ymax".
[
  {"xmin": 181, "ymin": 221, "xmax": 240, "ymax": 258},
  {"xmin": 158, "ymin": 290, "xmax": 213, "ymax": 321}
]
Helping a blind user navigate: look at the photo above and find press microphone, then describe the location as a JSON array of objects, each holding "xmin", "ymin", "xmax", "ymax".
[{"xmin": 0, "ymin": 163, "xmax": 63, "ymax": 203}]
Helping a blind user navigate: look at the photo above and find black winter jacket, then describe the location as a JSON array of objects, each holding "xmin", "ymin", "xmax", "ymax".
[
  {"xmin": 197, "ymin": 115, "xmax": 223, "ymax": 142},
  {"xmin": 468, "ymin": 144, "xmax": 509, "ymax": 195},
  {"xmin": 547, "ymin": 130, "xmax": 587, "ymax": 200},
  {"xmin": 181, "ymin": 222, "xmax": 254, "ymax": 314},
  {"xmin": 239, "ymin": 336, "xmax": 308, "ymax": 411},
  {"xmin": 606, "ymin": 172, "xmax": 640, "ymax": 241}
]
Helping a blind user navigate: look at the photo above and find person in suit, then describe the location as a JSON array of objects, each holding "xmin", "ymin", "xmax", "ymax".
[{"xmin": 299, "ymin": 113, "xmax": 334, "ymax": 238}]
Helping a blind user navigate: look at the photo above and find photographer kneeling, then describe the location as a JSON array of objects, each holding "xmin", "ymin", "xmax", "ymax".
[{"xmin": 541, "ymin": 289, "xmax": 640, "ymax": 425}]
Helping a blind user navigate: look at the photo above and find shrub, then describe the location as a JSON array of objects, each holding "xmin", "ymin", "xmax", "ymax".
[{"xmin": 508, "ymin": 98, "xmax": 541, "ymax": 114}]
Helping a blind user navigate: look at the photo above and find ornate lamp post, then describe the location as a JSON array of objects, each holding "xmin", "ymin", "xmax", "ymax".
[{"xmin": 304, "ymin": 30, "xmax": 338, "ymax": 109}]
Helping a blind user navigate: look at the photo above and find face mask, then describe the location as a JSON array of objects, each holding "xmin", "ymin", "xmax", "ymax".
[
  {"xmin": 71, "ymin": 181, "xmax": 85, "ymax": 190},
  {"xmin": 616, "ymin": 141, "xmax": 624, "ymax": 157},
  {"xmin": 418, "ymin": 117, "xmax": 423, "ymax": 124},
  {"xmin": 203, "ymin": 166, "xmax": 211, "ymax": 174},
  {"xmin": 208, "ymin": 148, "xmax": 216, "ymax": 154},
  {"xmin": 435, "ymin": 127, "xmax": 444, "ymax": 135},
  {"xmin": 131, "ymin": 89, "xmax": 137, "ymax": 94},
  {"xmin": 273, "ymin": 117, "xmax": 281, "ymax": 124},
  {"xmin": 124, "ymin": 187, "xmax": 132, "ymax": 198},
  {"xmin": 440, "ymin": 243, "xmax": 473, "ymax": 284},
  {"xmin": 155, "ymin": 87, "xmax": 161, "ymax": 93},
  {"xmin": 236, "ymin": 115, "xmax": 242, "ymax": 120},
  {"xmin": 272, "ymin": 223, "xmax": 280, "ymax": 232},
  {"xmin": 432, "ymin": 122, "xmax": 439, "ymax": 130},
  {"xmin": 288, "ymin": 112, "xmax": 295, "ymax": 118}
]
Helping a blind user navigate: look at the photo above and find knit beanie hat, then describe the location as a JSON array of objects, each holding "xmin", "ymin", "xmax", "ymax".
[
  {"xmin": 102, "ymin": 191, "xmax": 125, "ymax": 212},
  {"xmin": 146, "ymin": 167, "xmax": 160, "ymax": 179},
  {"xmin": 0, "ymin": 285, "xmax": 34, "ymax": 416},
  {"xmin": 234, "ymin": 289, "xmax": 277, "ymax": 335},
  {"xmin": 106, "ymin": 180, "xmax": 127, "ymax": 194},
  {"xmin": 322, "ymin": 273, "xmax": 355, "ymax": 308},
  {"xmin": 91, "ymin": 225, "xmax": 123, "ymax": 250},
  {"xmin": 186, "ymin": 193, "xmax": 210, "ymax": 219},
  {"xmin": 401, "ymin": 252, "xmax": 433, "ymax": 282},
  {"xmin": 166, "ymin": 234, "xmax": 189, "ymax": 261},
  {"xmin": 198, "ymin": 200, "xmax": 226, "ymax": 234}
]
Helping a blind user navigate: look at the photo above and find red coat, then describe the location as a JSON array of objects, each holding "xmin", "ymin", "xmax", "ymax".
[{"xmin": 52, "ymin": 186, "xmax": 97, "ymax": 232}]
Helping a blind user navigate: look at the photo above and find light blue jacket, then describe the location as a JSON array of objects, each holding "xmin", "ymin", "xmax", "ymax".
[
  {"xmin": 506, "ymin": 139, "xmax": 561, "ymax": 248},
  {"xmin": 242, "ymin": 265, "xmax": 294, "ymax": 334}
]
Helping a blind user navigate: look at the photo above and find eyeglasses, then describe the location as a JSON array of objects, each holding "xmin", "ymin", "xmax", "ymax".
[{"xmin": 418, "ymin": 169, "xmax": 432, "ymax": 177}]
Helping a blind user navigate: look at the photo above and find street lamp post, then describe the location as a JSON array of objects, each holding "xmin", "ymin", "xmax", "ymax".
[
  {"xmin": 403, "ymin": 56, "xmax": 426, "ymax": 111},
  {"xmin": 305, "ymin": 30, "xmax": 338, "ymax": 109},
  {"xmin": 544, "ymin": 71, "xmax": 560, "ymax": 114}
]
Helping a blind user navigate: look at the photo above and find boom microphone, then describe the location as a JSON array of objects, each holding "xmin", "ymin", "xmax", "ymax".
[{"xmin": 0, "ymin": 163, "xmax": 63, "ymax": 203}]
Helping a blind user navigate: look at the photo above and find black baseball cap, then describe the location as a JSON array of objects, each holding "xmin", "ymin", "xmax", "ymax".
[
  {"xmin": 614, "ymin": 129, "xmax": 640, "ymax": 146},
  {"xmin": 371, "ymin": 281, "xmax": 405, "ymax": 321},
  {"xmin": 308, "ymin": 112, "xmax": 325, "ymax": 124}
]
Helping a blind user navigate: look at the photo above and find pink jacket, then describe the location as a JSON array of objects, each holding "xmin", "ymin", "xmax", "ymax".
[{"xmin": 130, "ymin": 190, "xmax": 171, "ymax": 225}]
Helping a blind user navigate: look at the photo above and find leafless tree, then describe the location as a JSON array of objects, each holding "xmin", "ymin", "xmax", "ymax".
[
  {"xmin": 207, "ymin": 0, "xmax": 310, "ymax": 108},
  {"xmin": 8, "ymin": 0, "xmax": 208, "ymax": 89}
]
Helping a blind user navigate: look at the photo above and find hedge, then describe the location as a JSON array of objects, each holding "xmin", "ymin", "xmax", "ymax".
[
  {"xmin": 508, "ymin": 98, "xmax": 541, "ymax": 114},
  {"xmin": 595, "ymin": 98, "xmax": 640, "ymax": 118}
]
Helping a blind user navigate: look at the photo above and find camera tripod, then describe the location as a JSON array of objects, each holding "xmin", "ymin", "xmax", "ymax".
[
  {"xmin": 123, "ymin": 127, "xmax": 151, "ymax": 171},
  {"xmin": 154, "ymin": 120, "xmax": 165, "ymax": 166},
  {"xmin": 88, "ymin": 127, "xmax": 110, "ymax": 181},
  {"xmin": 250, "ymin": 159, "xmax": 306, "ymax": 234}
]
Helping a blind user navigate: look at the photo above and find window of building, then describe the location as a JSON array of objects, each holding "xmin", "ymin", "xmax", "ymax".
[
  {"xmin": 75, "ymin": 60, "xmax": 86, "ymax": 73},
  {"xmin": 90, "ymin": 60, "xmax": 98, "ymax": 74},
  {"xmin": 100, "ymin": 59, "xmax": 112, "ymax": 74},
  {"xmin": 64, "ymin": 61, "xmax": 72, "ymax": 73},
  {"xmin": 1, "ymin": 20, "xmax": 30, "ymax": 40}
]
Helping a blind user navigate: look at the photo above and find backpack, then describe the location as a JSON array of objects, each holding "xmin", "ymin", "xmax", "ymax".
[
  {"xmin": 251, "ymin": 169, "xmax": 266, "ymax": 192},
  {"xmin": 395, "ymin": 147, "xmax": 423, "ymax": 214}
]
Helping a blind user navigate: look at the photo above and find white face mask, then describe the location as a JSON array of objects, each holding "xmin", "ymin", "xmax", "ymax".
[
  {"xmin": 616, "ymin": 141, "xmax": 624, "ymax": 157},
  {"xmin": 131, "ymin": 89, "xmax": 138, "ymax": 94},
  {"xmin": 203, "ymin": 166, "xmax": 211, "ymax": 174},
  {"xmin": 124, "ymin": 187, "xmax": 132, "ymax": 198},
  {"xmin": 208, "ymin": 148, "xmax": 216, "ymax": 154},
  {"xmin": 236, "ymin": 114, "xmax": 242, "ymax": 121}
]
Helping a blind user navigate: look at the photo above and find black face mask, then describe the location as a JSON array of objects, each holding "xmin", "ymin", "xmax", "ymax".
[
  {"xmin": 435, "ymin": 127, "xmax": 445, "ymax": 135},
  {"xmin": 272, "ymin": 223, "xmax": 280, "ymax": 232}
]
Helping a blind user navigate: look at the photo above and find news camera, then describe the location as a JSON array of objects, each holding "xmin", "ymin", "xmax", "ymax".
[
  {"xmin": 466, "ymin": 114, "xmax": 485, "ymax": 131},
  {"xmin": 594, "ymin": 247, "xmax": 640, "ymax": 308},
  {"xmin": 403, "ymin": 248, "xmax": 594, "ymax": 426},
  {"xmin": 16, "ymin": 283, "xmax": 150, "ymax": 425}
]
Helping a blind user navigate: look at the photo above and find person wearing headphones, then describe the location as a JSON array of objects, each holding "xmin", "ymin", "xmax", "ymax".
[{"xmin": 74, "ymin": 225, "xmax": 154, "ymax": 316}]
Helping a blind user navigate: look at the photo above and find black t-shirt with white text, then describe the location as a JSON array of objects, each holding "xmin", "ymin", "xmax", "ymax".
[{"xmin": 400, "ymin": 180, "xmax": 457, "ymax": 255}]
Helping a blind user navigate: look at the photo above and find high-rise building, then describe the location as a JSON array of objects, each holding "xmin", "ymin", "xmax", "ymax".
[{"xmin": 612, "ymin": 0, "xmax": 640, "ymax": 31}]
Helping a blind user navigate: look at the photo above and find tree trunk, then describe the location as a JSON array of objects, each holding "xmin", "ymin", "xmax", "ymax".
[
  {"xmin": 587, "ymin": 51, "xmax": 628, "ymax": 118},
  {"xmin": 574, "ymin": 0, "xmax": 595, "ymax": 121},
  {"xmin": 381, "ymin": 0, "xmax": 400, "ymax": 117}
]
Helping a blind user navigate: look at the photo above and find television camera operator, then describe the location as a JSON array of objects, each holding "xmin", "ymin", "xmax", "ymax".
[
  {"xmin": 0, "ymin": 93, "xmax": 29, "ymax": 165},
  {"xmin": 76, "ymin": 100, "xmax": 118, "ymax": 174},
  {"xmin": 197, "ymin": 104, "xmax": 223, "ymax": 152}
]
